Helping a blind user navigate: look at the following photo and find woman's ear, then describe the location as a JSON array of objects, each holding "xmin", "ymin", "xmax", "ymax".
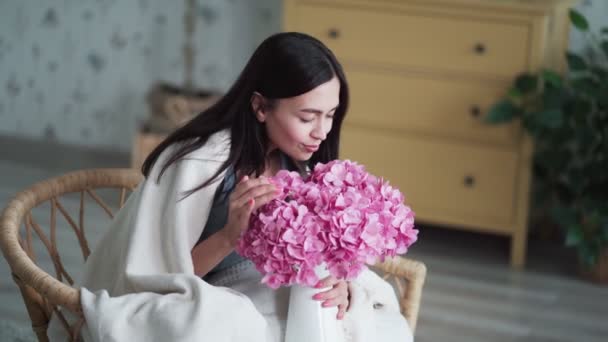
[{"xmin": 251, "ymin": 92, "xmax": 267, "ymax": 123}]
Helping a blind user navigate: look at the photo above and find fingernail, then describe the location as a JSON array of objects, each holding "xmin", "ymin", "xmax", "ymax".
[
  {"xmin": 322, "ymin": 302, "xmax": 330, "ymax": 307},
  {"xmin": 312, "ymin": 294, "xmax": 321, "ymax": 300},
  {"xmin": 315, "ymin": 282, "xmax": 323, "ymax": 288}
]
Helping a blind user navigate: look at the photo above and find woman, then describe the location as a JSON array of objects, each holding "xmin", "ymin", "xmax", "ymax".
[
  {"xmin": 51, "ymin": 32, "xmax": 411, "ymax": 342},
  {"xmin": 140, "ymin": 31, "xmax": 350, "ymax": 338}
]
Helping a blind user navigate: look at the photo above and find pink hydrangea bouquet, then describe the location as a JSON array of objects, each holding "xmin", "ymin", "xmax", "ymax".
[{"xmin": 236, "ymin": 160, "xmax": 418, "ymax": 289}]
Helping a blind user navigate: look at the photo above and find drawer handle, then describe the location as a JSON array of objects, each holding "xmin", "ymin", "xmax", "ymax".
[
  {"xmin": 464, "ymin": 175, "xmax": 476, "ymax": 188},
  {"xmin": 470, "ymin": 105, "xmax": 482, "ymax": 118},
  {"xmin": 473, "ymin": 43, "xmax": 486, "ymax": 55},
  {"xmin": 328, "ymin": 28, "xmax": 341, "ymax": 39}
]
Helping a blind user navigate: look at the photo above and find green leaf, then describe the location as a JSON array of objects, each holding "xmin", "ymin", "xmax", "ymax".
[
  {"xmin": 566, "ymin": 168, "xmax": 587, "ymax": 196},
  {"xmin": 531, "ymin": 180, "xmax": 552, "ymax": 209},
  {"xmin": 602, "ymin": 222, "xmax": 608, "ymax": 242},
  {"xmin": 485, "ymin": 100, "xmax": 519, "ymax": 124},
  {"xmin": 566, "ymin": 52, "xmax": 588, "ymax": 71},
  {"xmin": 579, "ymin": 244, "xmax": 598, "ymax": 267},
  {"xmin": 571, "ymin": 77, "xmax": 599, "ymax": 97},
  {"xmin": 575, "ymin": 125, "xmax": 597, "ymax": 151},
  {"xmin": 602, "ymin": 27, "xmax": 608, "ymax": 35},
  {"xmin": 522, "ymin": 115, "xmax": 543, "ymax": 138},
  {"xmin": 601, "ymin": 41, "xmax": 608, "ymax": 59},
  {"xmin": 507, "ymin": 87, "xmax": 523, "ymax": 100},
  {"xmin": 591, "ymin": 66, "xmax": 608, "ymax": 82},
  {"xmin": 569, "ymin": 9, "xmax": 589, "ymax": 31},
  {"xmin": 567, "ymin": 98, "xmax": 592, "ymax": 118},
  {"xmin": 534, "ymin": 108, "xmax": 564, "ymax": 129},
  {"xmin": 536, "ymin": 148, "xmax": 571, "ymax": 172},
  {"xmin": 599, "ymin": 84, "xmax": 608, "ymax": 107},
  {"xmin": 541, "ymin": 69, "xmax": 563, "ymax": 87},
  {"xmin": 542, "ymin": 88, "xmax": 564, "ymax": 110},
  {"xmin": 550, "ymin": 205, "xmax": 578, "ymax": 228},
  {"xmin": 565, "ymin": 225, "xmax": 583, "ymax": 246},
  {"xmin": 515, "ymin": 74, "xmax": 538, "ymax": 94}
]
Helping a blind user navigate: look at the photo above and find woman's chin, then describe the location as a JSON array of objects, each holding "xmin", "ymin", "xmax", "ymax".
[{"xmin": 295, "ymin": 151, "xmax": 314, "ymax": 161}]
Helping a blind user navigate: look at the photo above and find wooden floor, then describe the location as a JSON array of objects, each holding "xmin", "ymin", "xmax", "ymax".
[{"xmin": 1, "ymin": 135, "xmax": 607, "ymax": 341}]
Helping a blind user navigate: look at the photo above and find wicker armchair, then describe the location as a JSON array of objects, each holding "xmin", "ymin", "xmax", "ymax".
[{"xmin": 0, "ymin": 168, "xmax": 426, "ymax": 341}]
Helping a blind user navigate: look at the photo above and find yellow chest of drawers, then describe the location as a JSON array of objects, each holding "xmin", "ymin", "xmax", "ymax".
[{"xmin": 284, "ymin": 0, "xmax": 576, "ymax": 267}]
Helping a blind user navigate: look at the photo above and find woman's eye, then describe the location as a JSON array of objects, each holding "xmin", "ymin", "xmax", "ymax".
[
  {"xmin": 299, "ymin": 118, "xmax": 314, "ymax": 123},
  {"xmin": 326, "ymin": 115, "xmax": 335, "ymax": 120}
]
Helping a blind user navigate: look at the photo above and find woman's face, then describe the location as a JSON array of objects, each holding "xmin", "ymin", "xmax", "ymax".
[{"xmin": 253, "ymin": 76, "xmax": 340, "ymax": 161}]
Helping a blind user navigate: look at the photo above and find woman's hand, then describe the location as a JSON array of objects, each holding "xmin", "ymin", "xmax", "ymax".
[
  {"xmin": 312, "ymin": 276, "xmax": 350, "ymax": 320},
  {"xmin": 219, "ymin": 175, "xmax": 280, "ymax": 246}
]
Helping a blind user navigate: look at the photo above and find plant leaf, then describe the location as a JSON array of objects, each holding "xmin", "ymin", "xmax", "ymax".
[
  {"xmin": 534, "ymin": 108, "xmax": 564, "ymax": 129},
  {"xmin": 485, "ymin": 100, "xmax": 518, "ymax": 124},
  {"xmin": 515, "ymin": 74, "xmax": 538, "ymax": 94},
  {"xmin": 566, "ymin": 52, "xmax": 588, "ymax": 71},
  {"xmin": 537, "ymin": 148, "xmax": 571, "ymax": 171},
  {"xmin": 507, "ymin": 87, "xmax": 523, "ymax": 100},
  {"xmin": 541, "ymin": 69, "xmax": 562, "ymax": 87},
  {"xmin": 567, "ymin": 98, "xmax": 592, "ymax": 119},
  {"xmin": 579, "ymin": 244, "xmax": 598, "ymax": 267},
  {"xmin": 571, "ymin": 77, "xmax": 599, "ymax": 98},
  {"xmin": 542, "ymin": 88, "xmax": 564, "ymax": 110},
  {"xmin": 522, "ymin": 116, "xmax": 543, "ymax": 138},
  {"xmin": 591, "ymin": 66, "xmax": 608, "ymax": 82},
  {"xmin": 599, "ymin": 83, "xmax": 608, "ymax": 107},
  {"xmin": 601, "ymin": 41, "xmax": 608, "ymax": 59},
  {"xmin": 575, "ymin": 125, "xmax": 597, "ymax": 151},
  {"xmin": 565, "ymin": 225, "xmax": 583, "ymax": 247},
  {"xmin": 602, "ymin": 27, "xmax": 608, "ymax": 35},
  {"xmin": 569, "ymin": 9, "xmax": 589, "ymax": 31},
  {"xmin": 550, "ymin": 205, "xmax": 578, "ymax": 228}
]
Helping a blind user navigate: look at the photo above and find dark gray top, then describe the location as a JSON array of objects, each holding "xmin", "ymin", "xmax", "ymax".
[{"xmin": 198, "ymin": 152, "xmax": 297, "ymax": 277}]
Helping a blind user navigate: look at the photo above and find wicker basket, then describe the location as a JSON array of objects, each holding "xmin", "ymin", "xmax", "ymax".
[
  {"xmin": 145, "ymin": 82, "xmax": 221, "ymax": 133},
  {"xmin": 0, "ymin": 168, "xmax": 426, "ymax": 341}
]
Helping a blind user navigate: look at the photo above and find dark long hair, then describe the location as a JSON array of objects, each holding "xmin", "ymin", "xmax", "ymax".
[{"xmin": 141, "ymin": 32, "xmax": 349, "ymax": 197}]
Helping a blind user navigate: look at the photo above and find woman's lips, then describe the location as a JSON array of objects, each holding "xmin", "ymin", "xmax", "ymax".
[{"xmin": 302, "ymin": 144, "xmax": 319, "ymax": 152}]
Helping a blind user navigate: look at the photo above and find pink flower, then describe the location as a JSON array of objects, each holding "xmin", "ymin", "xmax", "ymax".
[{"xmin": 236, "ymin": 160, "xmax": 418, "ymax": 288}]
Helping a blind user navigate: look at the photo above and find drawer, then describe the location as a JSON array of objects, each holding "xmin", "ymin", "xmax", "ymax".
[
  {"xmin": 346, "ymin": 69, "xmax": 521, "ymax": 145},
  {"xmin": 340, "ymin": 126, "xmax": 518, "ymax": 230},
  {"xmin": 292, "ymin": 3, "xmax": 530, "ymax": 78}
]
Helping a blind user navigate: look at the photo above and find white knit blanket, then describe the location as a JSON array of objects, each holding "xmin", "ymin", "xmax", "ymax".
[{"xmin": 46, "ymin": 130, "xmax": 412, "ymax": 341}]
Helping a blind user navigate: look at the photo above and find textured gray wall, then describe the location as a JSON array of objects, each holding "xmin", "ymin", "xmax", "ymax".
[
  {"xmin": 0, "ymin": 0, "xmax": 281, "ymax": 152},
  {"xmin": 0, "ymin": 0, "xmax": 606, "ymax": 152}
]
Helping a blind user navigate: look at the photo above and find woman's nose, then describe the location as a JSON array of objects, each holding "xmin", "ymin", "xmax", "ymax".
[{"xmin": 311, "ymin": 121, "xmax": 328, "ymax": 141}]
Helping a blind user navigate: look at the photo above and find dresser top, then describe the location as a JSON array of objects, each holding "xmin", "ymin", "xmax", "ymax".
[{"xmin": 303, "ymin": 0, "xmax": 579, "ymax": 14}]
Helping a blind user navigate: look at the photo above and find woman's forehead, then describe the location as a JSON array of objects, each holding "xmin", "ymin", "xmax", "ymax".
[{"xmin": 280, "ymin": 77, "xmax": 340, "ymax": 110}]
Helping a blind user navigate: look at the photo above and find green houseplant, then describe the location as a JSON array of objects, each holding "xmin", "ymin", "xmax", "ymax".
[{"xmin": 486, "ymin": 9, "xmax": 608, "ymax": 282}]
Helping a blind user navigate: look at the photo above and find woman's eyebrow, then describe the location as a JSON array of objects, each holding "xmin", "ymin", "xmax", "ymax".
[{"xmin": 299, "ymin": 105, "xmax": 339, "ymax": 114}]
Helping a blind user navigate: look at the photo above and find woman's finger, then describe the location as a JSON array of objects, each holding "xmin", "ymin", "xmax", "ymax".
[
  {"xmin": 231, "ymin": 176, "xmax": 268, "ymax": 200},
  {"xmin": 315, "ymin": 276, "xmax": 339, "ymax": 289},
  {"xmin": 337, "ymin": 303, "xmax": 347, "ymax": 320},
  {"xmin": 234, "ymin": 197, "xmax": 255, "ymax": 218},
  {"xmin": 234, "ymin": 183, "xmax": 278, "ymax": 207},
  {"xmin": 313, "ymin": 281, "xmax": 348, "ymax": 303},
  {"xmin": 251, "ymin": 191, "xmax": 281, "ymax": 211},
  {"xmin": 223, "ymin": 198, "xmax": 255, "ymax": 243},
  {"xmin": 322, "ymin": 296, "xmax": 348, "ymax": 309},
  {"xmin": 312, "ymin": 288, "xmax": 339, "ymax": 301}
]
